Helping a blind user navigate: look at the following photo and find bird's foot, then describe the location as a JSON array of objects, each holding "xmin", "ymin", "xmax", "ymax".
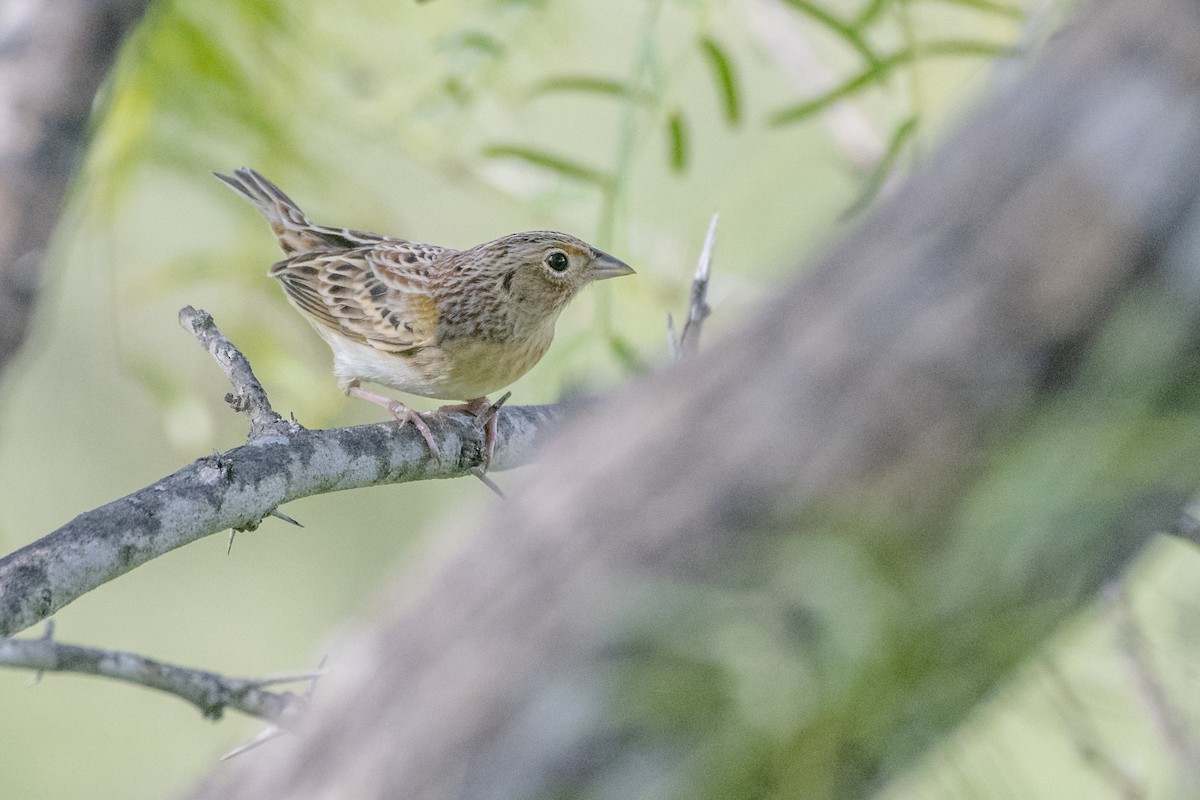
[
  {"xmin": 437, "ymin": 393, "xmax": 509, "ymax": 473},
  {"xmin": 347, "ymin": 383, "xmax": 440, "ymax": 462}
]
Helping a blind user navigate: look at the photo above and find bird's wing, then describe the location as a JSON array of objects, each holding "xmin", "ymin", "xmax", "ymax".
[{"xmin": 270, "ymin": 243, "xmax": 453, "ymax": 353}]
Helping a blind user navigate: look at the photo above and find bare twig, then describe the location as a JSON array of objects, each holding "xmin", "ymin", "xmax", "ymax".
[
  {"xmin": 681, "ymin": 213, "xmax": 717, "ymax": 356},
  {"xmin": 223, "ymin": 658, "xmax": 328, "ymax": 760},
  {"xmin": 180, "ymin": 305, "xmax": 296, "ymax": 441},
  {"xmin": 669, "ymin": 212, "xmax": 718, "ymax": 360},
  {"xmin": 0, "ymin": 624, "xmax": 314, "ymax": 722}
]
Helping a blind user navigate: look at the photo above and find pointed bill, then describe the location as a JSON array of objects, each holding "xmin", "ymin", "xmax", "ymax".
[{"xmin": 587, "ymin": 250, "xmax": 636, "ymax": 281}]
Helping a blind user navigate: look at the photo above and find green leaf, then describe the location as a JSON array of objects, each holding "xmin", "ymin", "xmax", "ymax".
[
  {"xmin": 608, "ymin": 335, "xmax": 647, "ymax": 375},
  {"xmin": 530, "ymin": 75, "xmax": 653, "ymax": 103},
  {"xmin": 451, "ymin": 31, "xmax": 506, "ymax": 57},
  {"xmin": 667, "ymin": 111, "xmax": 688, "ymax": 173},
  {"xmin": 852, "ymin": 0, "xmax": 889, "ymax": 28},
  {"xmin": 778, "ymin": 0, "xmax": 881, "ymax": 69},
  {"xmin": 699, "ymin": 38, "xmax": 741, "ymax": 126},
  {"xmin": 481, "ymin": 144, "xmax": 612, "ymax": 187},
  {"xmin": 922, "ymin": 0, "xmax": 1024, "ymax": 20},
  {"xmin": 842, "ymin": 116, "xmax": 918, "ymax": 217},
  {"xmin": 769, "ymin": 39, "xmax": 1014, "ymax": 125}
]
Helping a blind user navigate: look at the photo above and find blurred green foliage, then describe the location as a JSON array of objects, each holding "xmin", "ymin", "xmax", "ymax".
[{"xmin": 11, "ymin": 1, "xmax": 1198, "ymax": 799}]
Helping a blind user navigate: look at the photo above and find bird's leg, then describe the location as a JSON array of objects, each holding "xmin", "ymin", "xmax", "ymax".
[
  {"xmin": 437, "ymin": 394, "xmax": 505, "ymax": 472},
  {"xmin": 346, "ymin": 381, "xmax": 440, "ymax": 460}
]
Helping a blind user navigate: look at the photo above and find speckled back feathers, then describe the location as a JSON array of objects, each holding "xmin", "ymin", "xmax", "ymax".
[{"xmin": 216, "ymin": 167, "xmax": 633, "ymax": 400}]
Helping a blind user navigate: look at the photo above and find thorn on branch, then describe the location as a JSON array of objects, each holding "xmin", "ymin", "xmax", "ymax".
[
  {"xmin": 179, "ymin": 306, "xmax": 300, "ymax": 442},
  {"xmin": 478, "ymin": 392, "xmax": 511, "ymax": 429},
  {"xmin": 223, "ymin": 659, "xmax": 326, "ymax": 760},
  {"xmin": 471, "ymin": 468, "xmax": 507, "ymax": 499},
  {"xmin": 269, "ymin": 508, "xmax": 303, "ymax": 527}
]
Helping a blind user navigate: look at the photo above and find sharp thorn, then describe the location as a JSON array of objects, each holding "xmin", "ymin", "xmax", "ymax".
[
  {"xmin": 471, "ymin": 468, "xmax": 506, "ymax": 499},
  {"xmin": 478, "ymin": 392, "xmax": 512, "ymax": 427},
  {"xmin": 269, "ymin": 508, "xmax": 304, "ymax": 527}
]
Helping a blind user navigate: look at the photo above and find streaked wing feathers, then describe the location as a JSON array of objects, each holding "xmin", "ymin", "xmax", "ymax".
[{"xmin": 271, "ymin": 244, "xmax": 452, "ymax": 353}]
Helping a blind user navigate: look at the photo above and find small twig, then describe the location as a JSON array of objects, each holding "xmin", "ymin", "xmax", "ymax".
[
  {"xmin": 674, "ymin": 212, "xmax": 718, "ymax": 359},
  {"xmin": 0, "ymin": 629, "xmax": 313, "ymax": 723},
  {"xmin": 223, "ymin": 657, "xmax": 327, "ymax": 760},
  {"xmin": 179, "ymin": 305, "xmax": 297, "ymax": 441},
  {"xmin": 1106, "ymin": 584, "xmax": 1200, "ymax": 792}
]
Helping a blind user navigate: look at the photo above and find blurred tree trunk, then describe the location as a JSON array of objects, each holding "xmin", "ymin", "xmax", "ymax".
[
  {"xmin": 186, "ymin": 0, "xmax": 1200, "ymax": 797},
  {"xmin": 0, "ymin": 0, "xmax": 150, "ymax": 385}
]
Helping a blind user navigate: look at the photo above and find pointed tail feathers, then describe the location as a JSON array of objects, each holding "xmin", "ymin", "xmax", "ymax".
[
  {"xmin": 218, "ymin": 167, "xmax": 396, "ymax": 256},
  {"xmin": 215, "ymin": 167, "xmax": 329, "ymax": 255}
]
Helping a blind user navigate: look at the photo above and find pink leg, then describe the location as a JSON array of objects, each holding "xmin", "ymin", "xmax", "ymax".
[{"xmin": 346, "ymin": 381, "xmax": 439, "ymax": 459}]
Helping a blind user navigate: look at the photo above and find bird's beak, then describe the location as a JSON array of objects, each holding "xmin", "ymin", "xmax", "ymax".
[{"xmin": 588, "ymin": 250, "xmax": 636, "ymax": 281}]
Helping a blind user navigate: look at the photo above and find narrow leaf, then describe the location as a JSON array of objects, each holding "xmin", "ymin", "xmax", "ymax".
[
  {"xmin": 667, "ymin": 111, "xmax": 688, "ymax": 173},
  {"xmin": 778, "ymin": 0, "xmax": 881, "ymax": 69},
  {"xmin": 699, "ymin": 38, "xmax": 741, "ymax": 125},
  {"xmin": 770, "ymin": 39, "xmax": 1014, "ymax": 126},
  {"xmin": 481, "ymin": 144, "xmax": 611, "ymax": 187},
  {"xmin": 608, "ymin": 335, "xmax": 647, "ymax": 375},
  {"xmin": 842, "ymin": 116, "xmax": 918, "ymax": 217},
  {"xmin": 531, "ymin": 76, "xmax": 652, "ymax": 103},
  {"xmin": 923, "ymin": 0, "xmax": 1023, "ymax": 20},
  {"xmin": 852, "ymin": 0, "xmax": 889, "ymax": 28},
  {"xmin": 453, "ymin": 32, "xmax": 506, "ymax": 57}
]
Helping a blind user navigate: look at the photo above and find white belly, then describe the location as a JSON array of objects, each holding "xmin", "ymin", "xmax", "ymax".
[{"xmin": 312, "ymin": 322, "xmax": 551, "ymax": 401}]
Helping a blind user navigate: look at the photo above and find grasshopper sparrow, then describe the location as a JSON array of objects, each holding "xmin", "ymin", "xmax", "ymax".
[{"xmin": 216, "ymin": 167, "xmax": 634, "ymax": 466}]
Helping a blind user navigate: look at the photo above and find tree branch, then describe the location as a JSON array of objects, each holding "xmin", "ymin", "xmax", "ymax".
[
  {"xmin": 0, "ymin": 622, "xmax": 311, "ymax": 722},
  {"xmin": 0, "ymin": 0, "xmax": 151, "ymax": 383},
  {"xmin": 178, "ymin": 0, "xmax": 1200, "ymax": 797},
  {"xmin": 178, "ymin": 306, "xmax": 296, "ymax": 441},
  {"xmin": 0, "ymin": 309, "xmax": 567, "ymax": 636}
]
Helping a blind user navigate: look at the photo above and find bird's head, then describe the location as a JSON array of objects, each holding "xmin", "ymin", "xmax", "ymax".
[{"xmin": 470, "ymin": 231, "xmax": 635, "ymax": 317}]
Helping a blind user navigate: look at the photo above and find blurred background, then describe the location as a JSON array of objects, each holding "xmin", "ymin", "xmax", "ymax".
[{"xmin": 3, "ymin": 0, "xmax": 1199, "ymax": 797}]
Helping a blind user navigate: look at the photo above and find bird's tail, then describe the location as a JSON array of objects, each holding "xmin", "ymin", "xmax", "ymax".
[
  {"xmin": 216, "ymin": 168, "xmax": 325, "ymax": 255},
  {"xmin": 216, "ymin": 167, "xmax": 389, "ymax": 255}
]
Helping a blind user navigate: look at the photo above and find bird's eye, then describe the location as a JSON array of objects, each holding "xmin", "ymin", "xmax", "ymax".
[{"xmin": 546, "ymin": 251, "xmax": 570, "ymax": 272}]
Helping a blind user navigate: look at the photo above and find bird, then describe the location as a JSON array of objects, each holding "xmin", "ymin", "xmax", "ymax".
[{"xmin": 215, "ymin": 167, "xmax": 634, "ymax": 468}]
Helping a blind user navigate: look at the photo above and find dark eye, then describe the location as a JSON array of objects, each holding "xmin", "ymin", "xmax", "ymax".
[{"xmin": 546, "ymin": 251, "xmax": 569, "ymax": 272}]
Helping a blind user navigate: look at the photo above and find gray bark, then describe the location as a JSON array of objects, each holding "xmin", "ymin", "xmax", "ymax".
[
  {"xmin": 0, "ymin": 398, "xmax": 562, "ymax": 637},
  {"xmin": 0, "ymin": 0, "xmax": 151, "ymax": 382},
  {"xmin": 180, "ymin": 0, "xmax": 1200, "ymax": 797}
]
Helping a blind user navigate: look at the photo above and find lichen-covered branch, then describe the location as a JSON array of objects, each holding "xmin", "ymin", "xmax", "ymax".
[
  {"xmin": 178, "ymin": 306, "xmax": 296, "ymax": 441},
  {"xmin": 180, "ymin": 0, "xmax": 1200, "ymax": 797},
  {"xmin": 0, "ymin": 306, "xmax": 566, "ymax": 637},
  {"xmin": 0, "ymin": 623, "xmax": 311, "ymax": 722}
]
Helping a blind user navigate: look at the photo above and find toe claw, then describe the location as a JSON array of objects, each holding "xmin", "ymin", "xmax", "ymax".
[{"xmin": 384, "ymin": 401, "xmax": 441, "ymax": 464}]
